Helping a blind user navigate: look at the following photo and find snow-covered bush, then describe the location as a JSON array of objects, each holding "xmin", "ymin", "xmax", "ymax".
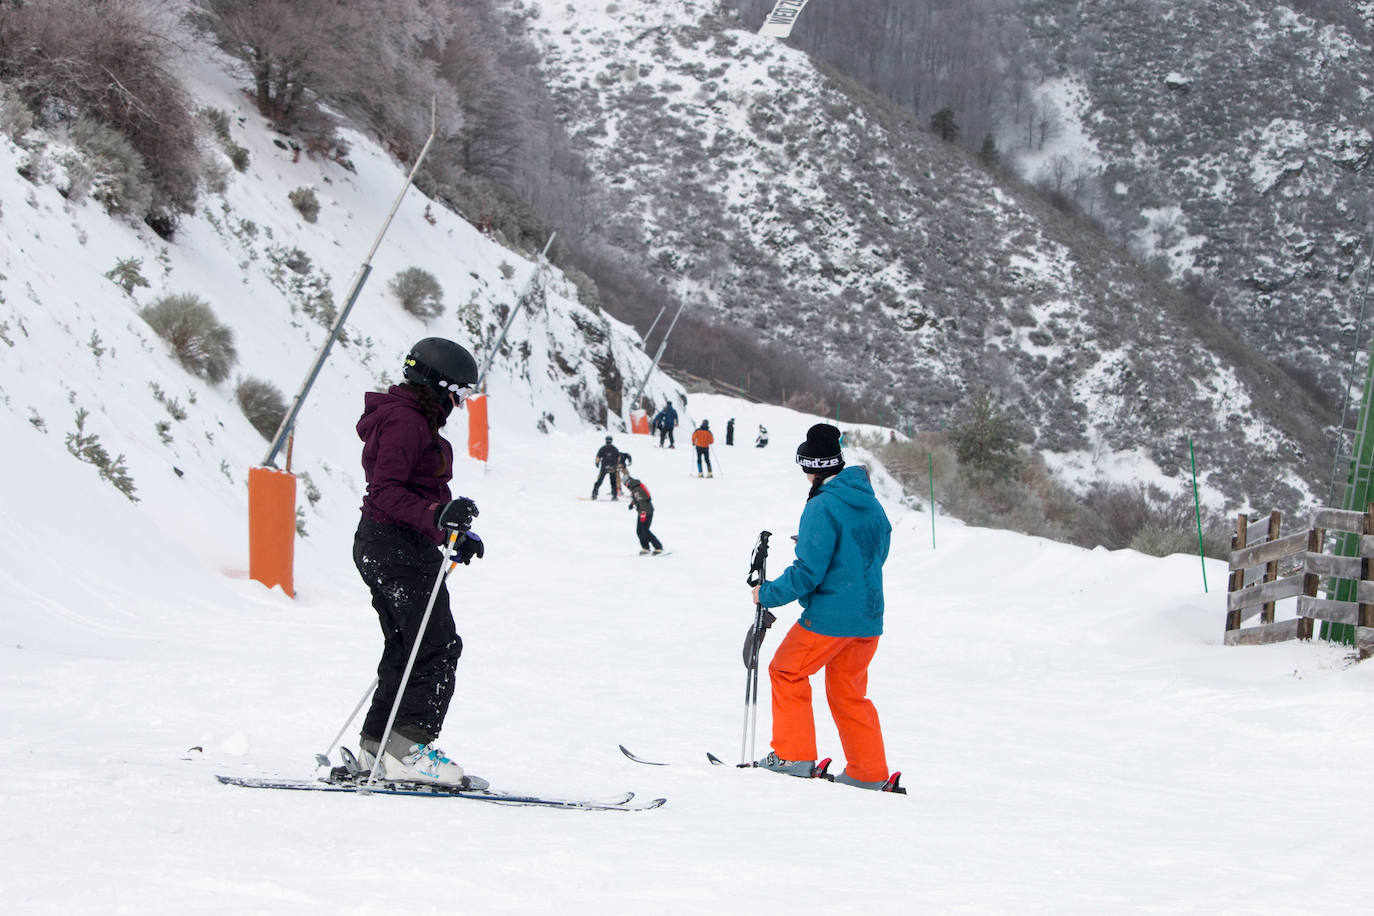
[
  {"xmin": 104, "ymin": 257, "xmax": 150, "ymax": 296},
  {"xmin": 67, "ymin": 118, "xmax": 154, "ymax": 217},
  {"xmin": 288, "ymin": 186, "xmax": 320, "ymax": 223},
  {"xmin": 388, "ymin": 267, "xmax": 444, "ymax": 319},
  {"xmin": 234, "ymin": 376, "xmax": 287, "ymax": 441},
  {"xmin": 139, "ymin": 293, "xmax": 237, "ymax": 384}
]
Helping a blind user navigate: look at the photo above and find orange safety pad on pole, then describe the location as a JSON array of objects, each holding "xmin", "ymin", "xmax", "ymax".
[
  {"xmin": 468, "ymin": 393, "xmax": 489, "ymax": 462},
  {"xmin": 631, "ymin": 411, "xmax": 650, "ymax": 434},
  {"xmin": 248, "ymin": 466, "xmax": 296, "ymax": 598}
]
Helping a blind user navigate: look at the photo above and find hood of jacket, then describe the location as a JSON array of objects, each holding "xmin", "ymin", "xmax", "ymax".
[{"xmin": 813, "ymin": 465, "xmax": 877, "ymax": 509}]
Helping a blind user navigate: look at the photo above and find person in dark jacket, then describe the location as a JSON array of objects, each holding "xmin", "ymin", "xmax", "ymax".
[
  {"xmin": 623, "ymin": 475, "xmax": 663, "ymax": 555},
  {"xmin": 591, "ymin": 435, "xmax": 621, "ymax": 500},
  {"xmin": 749, "ymin": 423, "xmax": 895, "ymax": 790},
  {"xmin": 652, "ymin": 402, "xmax": 679, "ymax": 448},
  {"xmin": 353, "ymin": 338, "xmax": 486, "ymax": 787},
  {"xmin": 755, "ymin": 424, "xmax": 769, "ymax": 447},
  {"xmin": 726, "ymin": 418, "xmax": 735, "ymax": 446}
]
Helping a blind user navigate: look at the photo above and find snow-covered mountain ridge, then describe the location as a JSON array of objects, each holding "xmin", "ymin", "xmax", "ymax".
[{"xmin": 504, "ymin": 0, "xmax": 1351, "ymax": 513}]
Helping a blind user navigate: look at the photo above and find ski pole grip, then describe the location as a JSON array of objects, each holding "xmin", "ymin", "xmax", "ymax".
[{"xmin": 746, "ymin": 530, "xmax": 772, "ymax": 586}]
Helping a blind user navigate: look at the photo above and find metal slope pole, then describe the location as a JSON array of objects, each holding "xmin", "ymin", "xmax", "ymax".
[
  {"xmin": 475, "ymin": 231, "xmax": 556, "ymax": 390},
  {"xmin": 628, "ymin": 299, "xmax": 686, "ymax": 413},
  {"xmin": 261, "ymin": 99, "xmax": 439, "ymax": 468},
  {"xmin": 641, "ymin": 305, "xmax": 667, "ymax": 350}
]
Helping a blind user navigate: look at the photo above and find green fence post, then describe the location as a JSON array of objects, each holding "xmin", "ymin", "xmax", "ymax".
[{"xmin": 1189, "ymin": 438, "xmax": 1207, "ymax": 593}]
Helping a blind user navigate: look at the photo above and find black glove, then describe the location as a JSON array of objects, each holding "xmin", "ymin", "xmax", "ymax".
[
  {"xmin": 435, "ymin": 497, "xmax": 478, "ymax": 532},
  {"xmin": 741, "ymin": 609, "xmax": 777, "ymax": 669},
  {"xmin": 447, "ymin": 532, "xmax": 484, "ymax": 565}
]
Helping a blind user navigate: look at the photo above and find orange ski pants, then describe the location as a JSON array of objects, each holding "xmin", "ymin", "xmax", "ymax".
[{"xmin": 768, "ymin": 623, "xmax": 888, "ymax": 781}]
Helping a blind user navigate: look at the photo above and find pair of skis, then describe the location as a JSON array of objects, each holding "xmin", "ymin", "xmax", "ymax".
[
  {"xmin": 618, "ymin": 745, "xmax": 905, "ymax": 794},
  {"xmin": 217, "ymin": 747, "xmax": 666, "ymax": 812}
]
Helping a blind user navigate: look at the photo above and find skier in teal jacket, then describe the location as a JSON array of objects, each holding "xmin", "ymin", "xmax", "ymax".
[
  {"xmin": 758, "ymin": 463, "xmax": 891, "ymax": 637},
  {"xmin": 752, "ymin": 423, "xmax": 895, "ymax": 789}
]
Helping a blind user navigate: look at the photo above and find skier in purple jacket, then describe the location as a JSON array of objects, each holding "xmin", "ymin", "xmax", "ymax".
[{"xmin": 353, "ymin": 338, "xmax": 484, "ymax": 787}]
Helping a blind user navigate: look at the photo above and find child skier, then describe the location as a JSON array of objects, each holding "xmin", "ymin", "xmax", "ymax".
[{"xmin": 623, "ymin": 474, "xmax": 664, "ymax": 555}]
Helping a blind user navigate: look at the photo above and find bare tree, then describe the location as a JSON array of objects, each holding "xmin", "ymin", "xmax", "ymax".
[
  {"xmin": 1034, "ymin": 94, "xmax": 1062, "ymax": 150},
  {"xmin": 0, "ymin": 0, "xmax": 200, "ymax": 218},
  {"xmin": 199, "ymin": 0, "xmax": 460, "ymax": 153}
]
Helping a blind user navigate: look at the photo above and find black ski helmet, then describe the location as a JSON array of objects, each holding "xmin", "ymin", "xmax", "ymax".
[
  {"xmin": 605, "ymin": 435, "xmax": 613, "ymax": 443},
  {"xmin": 403, "ymin": 338, "xmax": 478, "ymax": 395}
]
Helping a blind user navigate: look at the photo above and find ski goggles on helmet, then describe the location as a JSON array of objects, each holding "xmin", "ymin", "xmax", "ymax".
[{"xmin": 438, "ymin": 379, "xmax": 475, "ymax": 404}]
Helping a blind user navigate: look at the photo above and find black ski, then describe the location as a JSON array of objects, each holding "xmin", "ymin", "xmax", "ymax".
[
  {"xmin": 621, "ymin": 745, "xmax": 903, "ymax": 792},
  {"xmin": 619, "ymin": 745, "xmax": 728, "ymax": 766},
  {"xmin": 217, "ymin": 773, "xmax": 665, "ymax": 811}
]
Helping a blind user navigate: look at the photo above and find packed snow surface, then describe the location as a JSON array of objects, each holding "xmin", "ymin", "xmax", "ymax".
[{"xmin": 4, "ymin": 390, "xmax": 1372, "ymax": 913}]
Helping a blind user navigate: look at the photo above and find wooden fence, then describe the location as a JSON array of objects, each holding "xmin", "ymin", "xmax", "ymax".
[{"xmin": 1225, "ymin": 507, "xmax": 1374, "ymax": 656}]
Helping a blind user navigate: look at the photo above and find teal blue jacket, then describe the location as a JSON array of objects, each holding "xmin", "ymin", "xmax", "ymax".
[{"xmin": 759, "ymin": 466, "xmax": 891, "ymax": 637}]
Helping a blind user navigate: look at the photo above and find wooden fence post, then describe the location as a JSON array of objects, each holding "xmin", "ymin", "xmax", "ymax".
[
  {"xmin": 1299, "ymin": 525, "xmax": 1325, "ymax": 640},
  {"xmin": 1261, "ymin": 510, "xmax": 1281, "ymax": 624},
  {"xmin": 1226, "ymin": 513, "xmax": 1248, "ymax": 633}
]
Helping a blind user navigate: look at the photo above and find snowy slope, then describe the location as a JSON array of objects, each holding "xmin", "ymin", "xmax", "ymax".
[
  {"xmin": 6, "ymin": 386, "xmax": 1374, "ymax": 914},
  {"xmin": 3, "ymin": 37, "xmax": 1374, "ymax": 916}
]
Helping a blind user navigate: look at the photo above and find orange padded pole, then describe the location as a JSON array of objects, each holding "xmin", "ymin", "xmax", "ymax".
[
  {"xmin": 467, "ymin": 393, "xmax": 489, "ymax": 462},
  {"xmin": 631, "ymin": 411, "xmax": 650, "ymax": 434},
  {"xmin": 248, "ymin": 466, "xmax": 296, "ymax": 597}
]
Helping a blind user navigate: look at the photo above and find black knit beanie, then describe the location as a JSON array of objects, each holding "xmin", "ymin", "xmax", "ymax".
[{"xmin": 795, "ymin": 423, "xmax": 844, "ymax": 476}]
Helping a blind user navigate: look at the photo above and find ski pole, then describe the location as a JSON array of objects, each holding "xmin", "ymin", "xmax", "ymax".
[
  {"xmin": 740, "ymin": 531, "xmax": 772, "ymax": 765},
  {"xmin": 363, "ymin": 530, "xmax": 465, "ymax": 790},
  {"xmin": 324, "ymin": 558, "xmax": 464, "ymax": 772},
  {"xmin": 316, "ymin": 676, "xmax": 378, "ymax": 770}
]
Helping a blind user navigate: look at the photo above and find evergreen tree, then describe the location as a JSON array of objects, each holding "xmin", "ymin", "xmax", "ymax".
[
  {"xmin": 930, "ymin": 106, "xmax": 960, "ymax": 143},
  {"xmin": 950, "ymin": 388, "xmax": 1021, "ymax": 477},
  {"xmin": 978, "ymin": 134, "xmax": 1000, "ymax": 169}
]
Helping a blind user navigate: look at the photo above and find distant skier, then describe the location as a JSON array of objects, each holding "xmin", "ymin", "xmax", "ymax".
[
  {"xmin": 591, "ymin": 435, "xmax": 621, "ymax": 500},
  {"xmin": 623, "ymin": 474, "xmax": 664, "ymax": 555},
  {"xmin": 691, "ymin": 420, "xmax": 715, "ymax": 477},
  {"xmin": 755, "ymin": 424, "xmax": 769, "ymax": 448},
  {"xmin": 726, "ymin": 418, "xmax": 735, "ymax": 446},
  {"xmin": 652, "ymin": 402, "xmax": 679, "ymax": 448},
  {"xmin": 352, "ymin": 337, "xmax": 486, "ymax": 787},
  {"xmin": 748, "ymin": 423, "xmax": 896, "ymax": 791}
]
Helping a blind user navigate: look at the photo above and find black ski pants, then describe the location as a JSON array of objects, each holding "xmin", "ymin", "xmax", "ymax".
[
  {"xmin": 636, "ymin": 507, "xmax": 662, "ymax": 551},
  {"xmin": 353, "ymin": 518, "xmax": 462, "ymax": 747},
  {"xmin": 695, "ymin": 446, "xmax": 712, "ymax": 473},
  {"xmin": 592, "ymin": 465, "xmax": 619, "ymax": 497}
]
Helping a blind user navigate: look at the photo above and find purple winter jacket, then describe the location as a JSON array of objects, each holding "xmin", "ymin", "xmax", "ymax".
[{"xmin": 356, "ymin": 386, "xmax": 453, "ymax": 545}]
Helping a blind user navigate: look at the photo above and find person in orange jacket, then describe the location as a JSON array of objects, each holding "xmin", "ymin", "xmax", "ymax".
[{"xmin": 691, "ymin": 420, "xmax": 715, "ymax": 477}]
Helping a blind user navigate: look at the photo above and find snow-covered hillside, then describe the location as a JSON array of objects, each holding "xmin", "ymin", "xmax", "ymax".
[
  {"xmin": 0, "ymin": 48, "xmax": 679, "ymax": 581},
  {"xmin": 4, "ymin": 31, "xmax": 1374, "ymax": 916},
  {"xmin": 501, "ymin": 0, "xmax": 1333, "ymax": 514}
]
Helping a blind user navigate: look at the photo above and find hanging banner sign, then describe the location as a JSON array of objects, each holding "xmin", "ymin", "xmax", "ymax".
[{"xmin": 758, "ymin": 0, "xmax": 812, "ymax": 38}]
